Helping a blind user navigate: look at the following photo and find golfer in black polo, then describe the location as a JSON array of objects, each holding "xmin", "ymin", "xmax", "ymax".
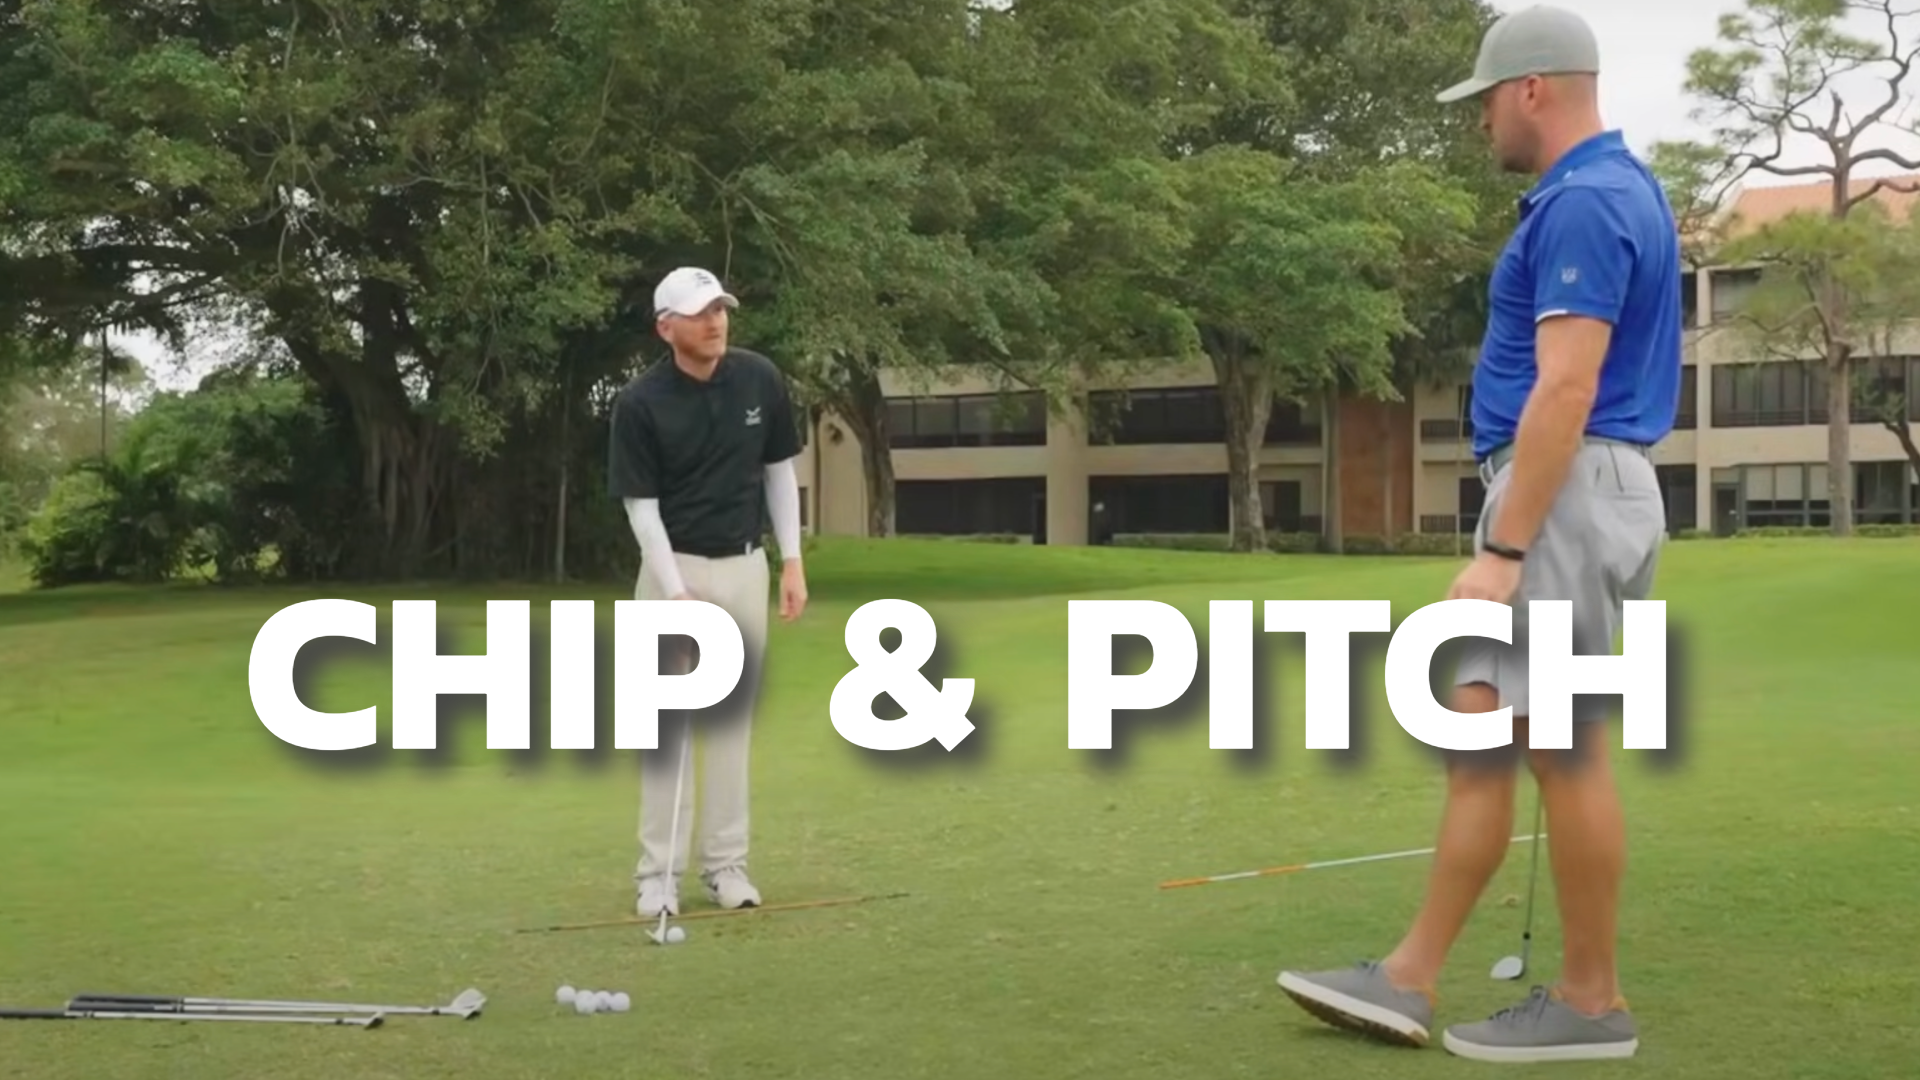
[{"xmin": 607, "ymin": 266, "xmax": 809, "ymax": 918}]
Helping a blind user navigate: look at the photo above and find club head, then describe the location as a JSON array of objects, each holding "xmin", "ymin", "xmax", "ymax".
[
  {"xmin": 1490, "ymin": 955, "xmax": 1526, "ymax": 980},
  {"xmin": 448, "ymin": 988, "xmax": 485, "ymax": 1017}
]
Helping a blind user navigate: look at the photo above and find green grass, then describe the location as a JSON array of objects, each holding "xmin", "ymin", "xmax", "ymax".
[{"xmin": 2, "ymin": 535, "xmax": 1917, "ymax": 1078}]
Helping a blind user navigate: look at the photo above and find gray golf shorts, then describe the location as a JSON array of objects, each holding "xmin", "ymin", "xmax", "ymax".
[{"xmin": 1454, "ymin": 439, "xmax": 1669, "ymax": 723}]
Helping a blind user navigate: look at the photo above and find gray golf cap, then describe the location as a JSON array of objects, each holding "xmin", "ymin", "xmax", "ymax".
[{"xmin": 1436, "ymin": 5, "xmax": 1599, "ymax": 103}]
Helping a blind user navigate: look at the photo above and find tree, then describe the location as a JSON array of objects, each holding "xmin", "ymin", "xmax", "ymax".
[{"xmin": 1672, "ymin": 0, "xmax": 1920, "ymax": 535}]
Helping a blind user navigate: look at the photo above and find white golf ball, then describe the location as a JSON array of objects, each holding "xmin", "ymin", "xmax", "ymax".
[
  {"xmin": 666, "ymin": 926, "xmax": 687, "ymax": 943},
  {"xmin": 555, "ymin": 985, "xmax": 576, "ymax": 1005},
  {"xmin": 574, "ymin": 992, "xmax": 598, "ymax": 1015},
  {"xmin": 609, "ymin": 992, "xmax": 631, "ymax": 1013}
]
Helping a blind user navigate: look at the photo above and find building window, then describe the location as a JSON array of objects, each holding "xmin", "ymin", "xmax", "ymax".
[
  {"xmin": 886, "ymin": 392, "xmax": 1047, "ymax": 449},
  {"xmin": 1259, "ymin": 480, "xmax": 1316, "ymax": 532},
  {"xmin": 1655, "ymin": 464, "xmax": 1696, "ymax": 532},
  {"xmin": 1710, "ymin": 267, "xmax": 1761, "ymax": 323},
  {"xmin": 895, "ymin": 477, "xmax": 1044, "ymax": 535},
  {"xmin": 1680, "ymin": 270, "xmax": 1698, "ymax": 328},
  {"xmin": 1851, "ymin": 355, "xmax": 1916, "ymax": 425},
  {"xmin": 1855, "ymin": 460, "xmax": 1914, "ymax": 524},
  {"xmin": 1089, "ymin": 473, "xmax": 1229, "ymax": 533},
  {"xmin": 1736, "ymin": 463, "xmax": 1831, "ymax": 528},
  {"xmin": 1087, "ymin": 386, "xmax": 1224, "ymax": 445},
  {"xmin": 1420, "ymin": 385, "xmax": 1474, "ymax": 442},
  {"xmin": 1711, "ymin": 361, "xmax": 1828, "ymax": 427},
  {"xmin": 1264, "ymin": 399, "xmax": 1323, "ymax": 445},
  {"xmin": 1675, "ymin": 366, "xmax": 1696, "ymax": 430}
]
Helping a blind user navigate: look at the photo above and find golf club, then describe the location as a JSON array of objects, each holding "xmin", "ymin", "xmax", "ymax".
[
  {"xmin": 1159, "ymin": 833, "xmax": 1541, "ymax": 890},
  {"xmin": 518, "ymin": 891, "xmax": 912, "ymax": 933},
  {"xmin": 68, "ymin": 987, "xmax": 484, "ymax": 1019},
  {"xmin": 649, "ymin": 716, "xmax": 693, "ymax": 946},
  {"xmin": 2, "ymin": 1005, "xmax": 382, "ymax": 1027},
  {"xmin": 1491, "ymin": 791, "xmax": 1545, "ymax": 980}
]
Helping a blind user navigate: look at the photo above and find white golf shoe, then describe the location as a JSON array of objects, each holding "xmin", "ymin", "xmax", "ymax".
[
  {"xmin": 636, "ymin": 875, "xmax": 679, "ymax": 918},
  {"xmin": 702, "ymin": 866, "xmax": 761, "ymax": 909}
]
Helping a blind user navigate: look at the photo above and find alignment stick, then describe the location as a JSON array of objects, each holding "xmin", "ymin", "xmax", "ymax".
[
  {"xmin": 1159, "ymin": 834, "xmax": 1541, "ymax": 890},
  {"xmin": 516, "ymin": 892, "xmax": 911, "ymax": 933}
]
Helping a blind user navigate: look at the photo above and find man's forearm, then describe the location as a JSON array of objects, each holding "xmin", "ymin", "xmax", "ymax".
[
  {"xmin": 1490, "ymin": 375, "xmax": 1595, "ymax": 552},
  {"xmin": 764, "ymin": 457, "xmax": 803, "ymax": 563}
]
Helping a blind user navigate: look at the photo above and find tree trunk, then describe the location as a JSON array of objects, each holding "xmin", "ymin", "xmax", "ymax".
[
  {"xmin": 1322, "ymin": 394, "xmax": 1343, "ymax": 553},
  {"xmin": 1208, "ymin": 341, "xmax": 1273, "ymax": 554},
  {"xmin": 1827, "ymin": 349, "xmax": 1854, "ymax": 536},
  {"xmin": 830, "ymin": 367, "xmax": 896, "ymax": 538}
]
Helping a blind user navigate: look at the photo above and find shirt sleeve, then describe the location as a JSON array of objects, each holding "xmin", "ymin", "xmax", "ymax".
[
  {"xmin": 760, "ymin": 364, "xmax": 803, "ymax": 464},
  {"xmin": 763, "ymin": 457, "xmax": 803, "ymax": 561},
  {"xmin": 624, "ymin": 497, "xmax": 687, "ymax": 597},
  {"xmin": 1528, "ymin": 185, "xmax": 1638, "ymax": 326},
  {"xmin": 607, "ymin": 391, "xmax": 659, "ymax": 500}
]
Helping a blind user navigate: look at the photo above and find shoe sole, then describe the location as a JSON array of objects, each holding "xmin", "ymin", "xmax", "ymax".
[
  {"xmin": 1276, "ymin": 972, "xmax": 1429, "ymax": 1048},
  {"xmin": 1443, "ymin": 1030, "xmax": 1639, "ymax": 1062}
]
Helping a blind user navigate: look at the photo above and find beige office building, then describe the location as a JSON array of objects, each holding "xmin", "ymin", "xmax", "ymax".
[{"xmin": 788, "ymin": 177, "xmax": 1920, "ymax": 545}]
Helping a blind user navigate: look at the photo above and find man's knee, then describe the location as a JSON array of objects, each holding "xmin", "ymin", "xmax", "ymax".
[
  {"xmin": 1442, "ymin": 681, "xmax": 1523, "ymax": 779},
  {"xmin": 1524, "ymin": 718, "xmax": 1613, "ymax": 780}
]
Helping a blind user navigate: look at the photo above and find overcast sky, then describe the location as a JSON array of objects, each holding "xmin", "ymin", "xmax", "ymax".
[
  {"xmin": 1503, "ymin": 0, "xmax": 1920, "ymax": 177},
  {"xmin": 121, "ymin": 0, "xmax": 1920, "ymax": 392}
]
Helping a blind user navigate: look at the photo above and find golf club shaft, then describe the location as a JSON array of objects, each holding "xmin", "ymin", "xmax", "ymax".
[
  {"xmin": 71, "ymin": 992, "xmax": 479, "ymax": 1016},
  {"xmin": 1159, "ymin": 833, "xmax": 1542, "ymax": 889},
  {"xmin": 2, "ymin": 1006, "xmax": 380, "ymax": 1026},
  {"xmin": 1520, "ymin": 792, "xmax": 1543, "ymax": 943}
]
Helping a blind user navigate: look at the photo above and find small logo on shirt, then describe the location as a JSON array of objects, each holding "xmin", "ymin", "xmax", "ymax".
[
  {"xmin": 745, "ymin": 406, "xmax": 762, "ymax": 426},
  {"xmin": 1561, "ymin": 266, "xmax": 1579, "ymax": 284}
]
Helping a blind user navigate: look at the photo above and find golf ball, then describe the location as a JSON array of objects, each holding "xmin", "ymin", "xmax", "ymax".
[
  {"xmin": 666, "ymin": 926, "xmax": 687, "ymax": 943},
  {"xmin": 555, "ymin": 985, "xmax": 576, "ymax": 1005},
  {"xmin": 574, "ymin": 992, "xmax": 598, "ymax": 1015},
  {"xmin": 610, "ymin": 992, "xmax": 631, "ymax": 1013}
]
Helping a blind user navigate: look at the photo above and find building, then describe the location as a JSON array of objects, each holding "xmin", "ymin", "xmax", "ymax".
[{"xmin": 787, "ymin": 176, "xmax": 1920, "ymax": 545}]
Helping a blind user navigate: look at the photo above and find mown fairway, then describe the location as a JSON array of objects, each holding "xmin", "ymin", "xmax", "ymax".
[{"xmin": 2, "ymin": 537, "xmax": 1916, "ymax": 1078}]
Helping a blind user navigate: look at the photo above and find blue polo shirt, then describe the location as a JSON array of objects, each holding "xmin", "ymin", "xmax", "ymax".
[{"xmin": 1470, "ymin": 130, "xmax": 1683, "ymax": 461}]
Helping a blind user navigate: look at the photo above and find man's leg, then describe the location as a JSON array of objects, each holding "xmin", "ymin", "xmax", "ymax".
[
  {"xmin": 1442, "ymin": 443, "xmax": 1664, "ymax": 1063},
  {"xmin": 634, "ymin": 557, "xmax": 706, "ymax": 918},
  {"xmin": 1275, "ymin": 652, "xmax": 1522, "ymax": 1049},
  {"xmin": 694, "ymin": 551, "xmax": 770, "ymax": 909}
]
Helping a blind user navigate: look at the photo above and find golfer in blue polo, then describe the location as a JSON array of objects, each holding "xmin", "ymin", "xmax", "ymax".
[{"xmin": 1275, "ymin": 5, "xmax": 1681, "ymax": 1063}]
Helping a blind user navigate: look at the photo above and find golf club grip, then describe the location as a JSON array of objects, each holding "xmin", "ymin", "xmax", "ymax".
[
  {"xmin": 0, "ymin": 1008, "xmax": 74, "ymax": 1019},
  {"xmin": 71, "ymin": 993, "xmax": 172, "ymax": 1004}
]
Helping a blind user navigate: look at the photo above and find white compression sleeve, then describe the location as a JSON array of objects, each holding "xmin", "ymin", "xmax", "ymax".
[
  {"xmin": 764, "ymin": 457, "xmax": 803, "ymax": 561},
  {"xmin": 624, "ymin": 497, "xmax": 687, "ymax": 598}
]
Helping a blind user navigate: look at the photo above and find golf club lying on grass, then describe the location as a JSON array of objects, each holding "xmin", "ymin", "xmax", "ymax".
[
  {"xmin": 1, "ymin": 1005, "xmax": 382, "ymax": 1027},
  {"xmin": 65, "ymin": 987, "xmax": 485, "ymax": 1019},
  {"xmin": 1491, "ymin": 792, "xmax": 1545, "ymax": 981},
  {"xmin": 1158, "ymin": 834, "xmax": 1541, "ymax": 890},
  {"xmin": 518, "ymin": 892, "xmax": 913, "ymax": 934}
]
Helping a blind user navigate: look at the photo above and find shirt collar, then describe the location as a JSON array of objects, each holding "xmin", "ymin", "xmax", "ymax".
[{"xmin": 1520, "ymin": 129, "xmax": 1628, "ymax": 212}]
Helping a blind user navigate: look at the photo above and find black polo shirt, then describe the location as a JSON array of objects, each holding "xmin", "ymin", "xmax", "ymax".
[{"xmin": 607, "ymin": 347, "xmax": 802, "ymax": 557}]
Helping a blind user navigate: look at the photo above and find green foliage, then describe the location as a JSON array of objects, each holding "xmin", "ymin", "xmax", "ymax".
[{"xmin": 18, "ymin": 372, "xmax": 356, "ymax": 586}]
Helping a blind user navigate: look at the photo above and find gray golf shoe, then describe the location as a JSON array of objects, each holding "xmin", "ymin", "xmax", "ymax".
[
  {"xmin": 1276, "ymin": 961, "xmax": 1435, "ymax": 1047},
  {"xmin": 1443, "ymin": 985, "xmax": 1639, "ymax": 1062}
]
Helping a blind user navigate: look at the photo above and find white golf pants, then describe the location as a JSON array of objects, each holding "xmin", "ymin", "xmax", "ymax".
[{"xmin": 632, "ymin": 548, "xmax": 771, "ymax": 883}]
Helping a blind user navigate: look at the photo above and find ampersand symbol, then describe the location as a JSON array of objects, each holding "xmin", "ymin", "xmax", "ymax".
[{"xmin": 829, "ymin": 599, "xmax": 976, "ymax": 751}]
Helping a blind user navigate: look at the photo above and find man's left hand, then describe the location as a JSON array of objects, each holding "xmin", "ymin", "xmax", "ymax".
[
  {"xmin": 1448, "ymin": 552, "xmax": 1524, "ymax": 605},
  {"xmin": 779, "ymin": 560, "xmax": 808, "ymax": 621}
]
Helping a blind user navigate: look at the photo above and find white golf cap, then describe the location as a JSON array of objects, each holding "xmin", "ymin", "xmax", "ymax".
[{"xmin": 653, "ymin": 266, "xmax": 739, "ymax": 317}]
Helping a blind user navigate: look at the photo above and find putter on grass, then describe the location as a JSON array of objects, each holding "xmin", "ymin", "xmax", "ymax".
[
  {"xmin": 1158, "ymin": 833, "xmax": 1540, "ymax": 890},
  {"xmin": 68, "ymin": 987, "xmax": 484, "ymax": 1019},
  {"xmin": 1491, "ymin": 792, "xmax": 1544, "ymax": 981},
  {"xmin": 2, "ymin": 1005, "xmax": 382, "ymax": 1027}
]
